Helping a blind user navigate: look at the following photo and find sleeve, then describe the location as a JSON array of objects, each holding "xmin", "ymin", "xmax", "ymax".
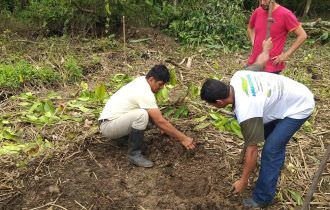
[
  {"xmin": 136, "ymin": 92, "xmax": 158, "ymax": 109},
  {"xmin": 249, "ymin": 9, "xmax": 257, "ymax": 29},
  {"xmin": 284, "ymin": 10, "xmax": 300, "ymax": 32},
  {"xmin": 240, "ymin": 117, "xmax": 264, "ymax": 146}
]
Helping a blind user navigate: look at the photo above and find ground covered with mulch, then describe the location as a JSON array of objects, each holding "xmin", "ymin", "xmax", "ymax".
[{"xmin": 0, "ymin": 28, "xmax": 329, "ymax": 209}]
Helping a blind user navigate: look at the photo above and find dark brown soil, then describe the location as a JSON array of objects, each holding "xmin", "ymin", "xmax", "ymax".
[{"xmin": 4, "ymin": 130, "xmax": 249, "ymax": 210}]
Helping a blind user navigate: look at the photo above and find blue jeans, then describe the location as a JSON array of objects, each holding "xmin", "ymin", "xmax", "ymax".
[{"xmin": 252, "ymin": 117, "xmax": 309, "ymax": 205}]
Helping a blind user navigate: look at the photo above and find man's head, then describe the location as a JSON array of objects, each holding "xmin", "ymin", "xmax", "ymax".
[
  {"xmin": 200, "ymin": 78, "xmax": 232, "ymax": 108},
  {"xmin": 259, "ymin": 0, "xmax": 275, "ymax": 10},
  {"xmin": 146, "ymin": 64, "xmax": 170, "ymax": 93}
]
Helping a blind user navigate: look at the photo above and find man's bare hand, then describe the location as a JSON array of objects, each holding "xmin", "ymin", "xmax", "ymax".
[
  {"xmin": 181, "ymin": 137, "xmax": 196, "ymax": 150},
  {"xmin": 272, "ymin": 52, "xmax": 289, "ymax": 64},
  {"xmin": 232, "ymin": 179, "xmax": 248, "ymax": 193}
]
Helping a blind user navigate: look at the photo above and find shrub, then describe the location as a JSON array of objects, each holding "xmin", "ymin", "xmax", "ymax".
[
  {"xmin": 0, "ymin": 61, "xmax": 60, "ymax": 89},
  {"xmin": 64, "ymin": 56, "xmax": 83, "ymax": 83},
  {"xmin": 166, "ymin": 0, "xmax": 248, "ymax": 50}
]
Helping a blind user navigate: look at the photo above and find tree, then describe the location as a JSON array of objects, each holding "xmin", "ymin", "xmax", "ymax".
[{"xmin": 303, "ymin": 0, "xmax": 312, "ymax": 17}]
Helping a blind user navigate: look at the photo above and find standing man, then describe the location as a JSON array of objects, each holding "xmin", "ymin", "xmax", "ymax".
[
  {"xmin": 247, "ymin": 0, "xmax": 307, "ymax": 73},
  {"xmin": 99, "ymin": 64, "xmax": 195, "ymax": 168},
  {"xmin": 200, "ymin": 38, "xmax": 314, "ymax": 207}
]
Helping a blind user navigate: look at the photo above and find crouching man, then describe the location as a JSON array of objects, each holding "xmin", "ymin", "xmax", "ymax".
[
  {"xmin": 99, "ymin": 64, "xmax": 195, "ymax": 168},
  {"xmin": 200, "ymin": 38, "xmax": 314, "ymax": 207}
]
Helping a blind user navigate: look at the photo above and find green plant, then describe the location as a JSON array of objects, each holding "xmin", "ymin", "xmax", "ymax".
[
  {"xmin": 64, "ymin": 56, "xmax": 83, "ymax": 83},
  {"xmin": 209, "ymin": 111, "xmax": 242, "ymax": 138},
  {"xmin": 286, "ymin": 189, "xmax": 303, "ymax": 206},
  {"xmin": 156, "ymin": 85, "xmax": 170, "ymax": 104},
  {"xmin": 79, "ymin": 82, "xmax": 109, "ymax": 103},
  {"xmin": 0, "ymin": 60, "xmax": 60, "ymax": 89},
  {"xmin": 163, "ymin": 105, "xmax": 189, "ymax": 119},
  {"xmin": 167, "ymin": 0, "xmax": 247, "ymax": 50},
  {"xmin": 108, "ymin": 73, "xmax": 133, "ymax": 92},
  {"xmin": 0, "ymin": 126, "xmax": 19, "ymax": 142}
]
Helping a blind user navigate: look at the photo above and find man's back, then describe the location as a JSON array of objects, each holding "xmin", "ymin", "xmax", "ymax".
[
  {"xmin": 99, "ymin": 76, "xmax": 158, "ymax": 121},
  {"xmin": 230, "ymin": 71, "xmax": 314, "ymax": 123}
]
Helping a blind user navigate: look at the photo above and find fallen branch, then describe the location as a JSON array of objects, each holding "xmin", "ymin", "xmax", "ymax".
[
  {"xmin": 302, "ymin": 19, "xmax": 330, "ymax": 28},
  {"xmin": 302, "ymin": 144, "xmax": 330, "ymax": 210}
]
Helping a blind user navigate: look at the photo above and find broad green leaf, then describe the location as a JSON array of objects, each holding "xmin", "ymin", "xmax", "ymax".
[
  {"xmin": 78, "ymin": 106, "xmax": 90, "ymax": 113},
  {"xmin": 78, "ymin": 96, "xmax": 90, "ymax": 101},
  {"xmin": 229, "ymin": 119, "xmax": 242, "ymax": 138},
  {"xmin": 26, "ymin": 114, "xmax": 39, "ymax": 122},
  {"xmin": 43, "ymin": 101, "xmax": 55, "ymax": 113},
  {"xmin": 105, "ymin": 2, "xmax": 111, "ymax": 15},
  {"xmin": 164, "ymin": 108, "xmax": 175, "ymax": 117},
  {"xmin": 94, "ymin": 83, "xmax": 107, "ymax": 101},
  {"xmin": 0, "ymin": 143, "xmax": 26, "ymax": 155},
  {"xmin": 28, "ymin": 102, "xmax": 42, "ymax": 113},
  {"xmin": 156, "ymin": 86, "xmax": 169, "ymax": 103},
  {"xmin": 209, "ymin": 112, "xmax": 221, "ymax": 120},
  {"xmin": 0, "ymin": 128, "xmax": 18, "ymax": 141},
  {"xmin": 194, "ymin": 115, "xmax": 208, "ymax": 123},
  {"xmin": 1, "ymin": 120, "xmax": 10, "ymax": 125},
  {"xmin": 194, "ymin": 122, "xmax": 211, "ymax": 130},
  {"xmin": 169, "ymin": 69, "xmax": 177, "ymax": 86},
  {"xmin": 188, "ymin": 84, "xmax": 200, "ymax": 98},
  {"xmin": 287, "ymin": 189, "xmax": 303, "ymax": 206},
  {"xmin": 18, "ymin": 102, "xmax": 31, "ymax": 107}
]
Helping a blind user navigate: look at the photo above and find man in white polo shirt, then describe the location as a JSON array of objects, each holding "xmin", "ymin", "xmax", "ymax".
[
  {"xmin": 200, "ymin": 38, "xmax": 314, "ymax": 207},
  {"xmin": 99, "ymin": 65, "xmax": 195, "ymax": 168}
]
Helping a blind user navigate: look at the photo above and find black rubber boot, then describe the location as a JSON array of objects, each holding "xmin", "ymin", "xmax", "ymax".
[{"xmin": 128, "ymin": 128, "xmax": 153, "ymax": 168}]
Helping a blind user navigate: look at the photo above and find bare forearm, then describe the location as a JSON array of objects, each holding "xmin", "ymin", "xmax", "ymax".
[
  {"xmin": 156, "ymin": 119, "xmax": 185, "ymax": 141},
  {"xmin": 254, "ymin": 50, "xmax": 270, "ymax": 68},
  {"xmin": 241, "ymin": 146, "xmax": 258, "ymax": 182},
  {"xmin": 286, "ymin": 34, "xmax": 307, "ymax": 58}
]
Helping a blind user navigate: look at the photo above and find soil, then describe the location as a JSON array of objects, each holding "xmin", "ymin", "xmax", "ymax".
[{"xmin": 6, "ymin": 132, "xmax": 247, "ymax": 210}]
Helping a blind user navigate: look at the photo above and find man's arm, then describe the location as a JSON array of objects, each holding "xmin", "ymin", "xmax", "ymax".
[
  {"xmin": 233, "ymin": 145, "xmax": 258, "ymax": 193},
  {"xmin": 233, "ymin": 117, "xmax": 264, "ymax": 193},
  {"xmin": 251, "ymin": 38, "xmax": 273, "ymax": 69},
  {"xmin": 247, "ymin": 24, "xmax": 255, "ymax": 46},
  {"xmin": 272, "ymin": 25, "xmax": 307, "ymax": 64},
  {"xmin": 147, "ymin": 108, "xmax": 195, "ymax": 150}
]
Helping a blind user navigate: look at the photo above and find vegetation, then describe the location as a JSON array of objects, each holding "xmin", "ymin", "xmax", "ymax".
[{"xmin": 1, "ymin": 0, "xmax": 328, "ymax": 47}]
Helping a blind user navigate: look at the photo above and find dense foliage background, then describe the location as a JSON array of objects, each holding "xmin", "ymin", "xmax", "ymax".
[{"xmin": 1, "ymin": 0, "xmax": 328, "ymax": 49}]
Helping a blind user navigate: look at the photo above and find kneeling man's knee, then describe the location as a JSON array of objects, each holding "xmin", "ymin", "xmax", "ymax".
[{"xmin": 132, "ymin": 109, "xmax": 149, "ymax": 130}]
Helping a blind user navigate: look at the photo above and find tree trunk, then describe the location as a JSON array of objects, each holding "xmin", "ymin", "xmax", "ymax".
[
  {"xmin": 302, "ymin": 19, "xmax": 330, "ymax": 28},
  {"xmin": 303, "ymin": 0, "xmax": 312, "ymax": 17},
  {"xmin": 20, "ymin": 0, "xmax": 29, "ymax": 9}
]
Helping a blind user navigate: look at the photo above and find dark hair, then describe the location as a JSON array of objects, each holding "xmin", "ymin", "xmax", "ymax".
[
  {"xmin": 146, "ymin": 64, "xmax": 170, "ymax": 83},
  {"xmin": 200, "ymin": 78, "xmax": 230, "ymax": 103}
]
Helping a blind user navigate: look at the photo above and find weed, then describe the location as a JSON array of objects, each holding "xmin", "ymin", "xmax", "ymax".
[
  {"xmin": 64, "ymin": 56, "xmax": 83, "ymax": 83},
  {"xmin": 0, "ymin": 60, "xmax": 60, "ymax": 89}
]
